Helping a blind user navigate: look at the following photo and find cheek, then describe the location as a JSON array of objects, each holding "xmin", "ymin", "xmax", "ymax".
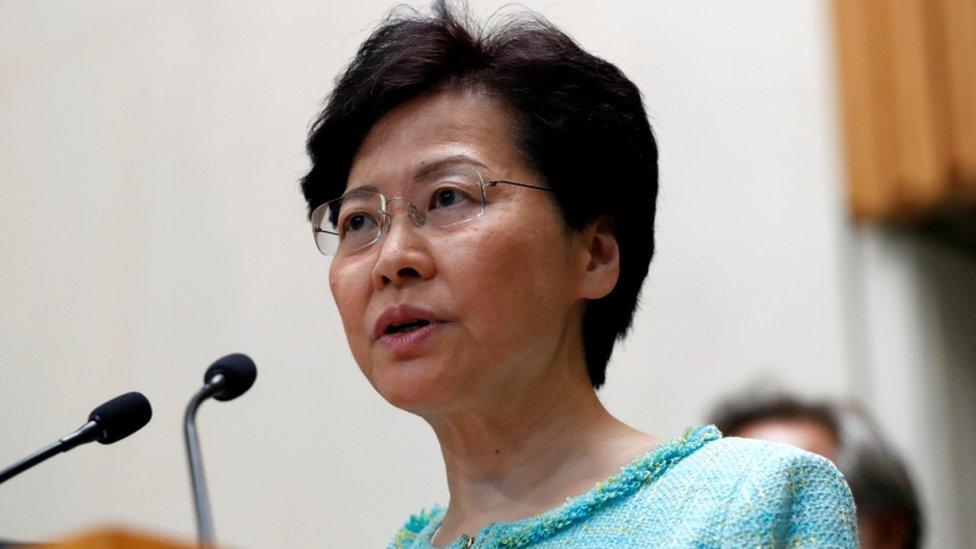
[
  {"xmin": 445, "ymin": 218, "xmax": 572, "ymax": 348},
  {"xmin": 329, "ymin": 259, "xmax": 371, "ymax": 358}
]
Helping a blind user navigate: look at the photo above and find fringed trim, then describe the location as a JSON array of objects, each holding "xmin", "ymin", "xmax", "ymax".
[
  {"xmin": 388, "ymin": 506, "xmax": 445, "ymax": 549},
  {"xmin": 494, "ymin": 425, "xmax": 722, "ymax": 548},
  {"xmin": 388, "ymin": 425, "xmax": 721, "ymax": 549}
]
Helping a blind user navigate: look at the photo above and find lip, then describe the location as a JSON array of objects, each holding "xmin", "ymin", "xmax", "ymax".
[
  {"xmin": 372, "ymin": 303, "xmax": 443, "ymax": 339},
  {"xmin": 373, "ymin": 303, "xmax": 447, "ymax": 356}
]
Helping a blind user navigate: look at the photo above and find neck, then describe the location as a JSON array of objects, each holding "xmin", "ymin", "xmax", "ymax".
[{"xmin": 423, "ymin": 344, "xmax": 657, "ymax": 542}]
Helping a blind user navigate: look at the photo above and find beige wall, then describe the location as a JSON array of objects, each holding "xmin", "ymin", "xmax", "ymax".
[{"xmin": 0, "ymin": 1, "xmax": 970, "ymax": 547}]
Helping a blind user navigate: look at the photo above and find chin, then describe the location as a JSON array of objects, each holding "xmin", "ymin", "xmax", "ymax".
[{"xmin": 369, "ymin": 358, "xmax": 457, "ymax": 413}]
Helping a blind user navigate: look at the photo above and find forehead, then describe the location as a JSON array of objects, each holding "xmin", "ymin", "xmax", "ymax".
[{"xmin": 347, "ymin": 88, "xmax": 521, "ymax": 189}]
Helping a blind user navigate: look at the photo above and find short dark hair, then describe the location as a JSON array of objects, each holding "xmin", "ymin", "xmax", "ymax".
[
  {"xmin": 709, "ymin": 392, "xmax": 924, "ymax": 548},
  {"xmin": 301, "ymin": 1, "xmax": 658, "ymax": 387}
]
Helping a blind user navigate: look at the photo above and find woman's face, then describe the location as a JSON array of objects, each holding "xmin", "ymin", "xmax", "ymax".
[{"xmin": 329, "ymin": 89, "xmax": 591, "ymax": 415}]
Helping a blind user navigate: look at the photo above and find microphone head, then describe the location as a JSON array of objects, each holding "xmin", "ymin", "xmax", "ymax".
[
  {"xmin": 87, "ymin": 392, "xmax": 153, "ymax": 444},
  {"xmin": 205, "ymin": 353, "xmax": 257, "ymax": 401}
]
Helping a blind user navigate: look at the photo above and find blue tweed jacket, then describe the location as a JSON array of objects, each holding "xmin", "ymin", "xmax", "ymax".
[{"xmin": 389, "ymin": 425, "xmax": 857, "ymax": 548}]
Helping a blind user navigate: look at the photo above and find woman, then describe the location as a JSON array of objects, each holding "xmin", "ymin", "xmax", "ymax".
[{"xmin": 301, "ymin": 2, "xmax": 857, "ymax": 547}]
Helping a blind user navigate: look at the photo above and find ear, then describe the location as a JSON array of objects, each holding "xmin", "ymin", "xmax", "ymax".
[{"xmin": 576, "ymin": 216, "xmax": 620, "ymax": 300}]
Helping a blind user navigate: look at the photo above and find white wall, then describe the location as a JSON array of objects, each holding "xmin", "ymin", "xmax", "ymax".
[{"xmin": 0, "ymin": 1, "xmax": 969, "ymax": 547}]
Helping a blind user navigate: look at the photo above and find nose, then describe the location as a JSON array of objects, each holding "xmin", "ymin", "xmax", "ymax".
[{"xmin": 370, "ymin": 201, "xmax": 435, "ymax": 290}]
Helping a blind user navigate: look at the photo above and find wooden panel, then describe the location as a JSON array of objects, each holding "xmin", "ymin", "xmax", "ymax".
[
  {"xmin": 938, "ymin": 0, "xmax": 976, "ymax": 189},
  {"xmin": 833, "ymin": 0, "xmax": 976, "ymax": 223},
  {"xmin": 36, "ymin": 528, "xmax": 194, "ymax": 548}
]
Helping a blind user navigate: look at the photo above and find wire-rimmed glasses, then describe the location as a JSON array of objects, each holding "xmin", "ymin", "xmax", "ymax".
[{"xmin": 310, "ymin": 168, "xmax": 551, "ymax": 255}]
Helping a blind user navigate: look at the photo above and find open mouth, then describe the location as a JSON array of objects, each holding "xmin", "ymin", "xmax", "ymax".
[{"xmin": 384, "ymin": 319, "xmax": 432, "ymax": 335}]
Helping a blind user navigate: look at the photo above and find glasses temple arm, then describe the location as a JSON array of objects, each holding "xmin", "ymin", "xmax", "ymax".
[{"xmin": 488, "ymin": 179, "xmax": 553, "ymax": 192}]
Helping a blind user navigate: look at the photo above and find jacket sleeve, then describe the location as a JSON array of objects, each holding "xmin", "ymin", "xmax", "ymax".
[{"xmin": 718, "ymin": 446, "xmax": 858, "ymax": 548}]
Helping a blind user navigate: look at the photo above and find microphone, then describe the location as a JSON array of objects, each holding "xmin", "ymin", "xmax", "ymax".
[
  {"xmin": 0, "ymin": 391, "xmax": 152, "ymax": 485},
  {"xmin": 183, "ymin": 353, "xmax": 257, "ymax": 546}
]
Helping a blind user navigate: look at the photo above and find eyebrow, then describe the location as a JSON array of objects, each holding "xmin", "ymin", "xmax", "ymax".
[
  {"xmin": 343, "ymin": 154, "xmax": 489, "ymax": 197},
  {"xmin": 343, "ymin": 184, "xmax": 379, "ymax": 195},
  {"xmin": 413, "ymin": 154, "xmax": 488, "ymax": 181}
]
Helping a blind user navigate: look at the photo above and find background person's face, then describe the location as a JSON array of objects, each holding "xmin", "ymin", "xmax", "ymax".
[
  {"xmin": 733, "ymin": 418, "xmax": 839, "ymax": 464},
  {"xmin": 329, "ymin": 89, "xmax": 586, "ymax": 416}
]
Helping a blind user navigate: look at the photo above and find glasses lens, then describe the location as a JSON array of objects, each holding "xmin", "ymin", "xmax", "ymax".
[
  {"xmin": 309, "ymin": 170, "xmax": 488, "ymax": 256},
  {"xmin": 418, "ymin": 169, "xmax": 486, "ymax": 228},
  {"xmin": 311, "ymin": 192, "xmax": 383, "ymax": 255}
]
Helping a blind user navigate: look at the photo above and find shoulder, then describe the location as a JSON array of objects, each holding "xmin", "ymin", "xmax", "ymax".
[
  {"xmin": 684, "ymin": 436, "xmax": 858, "ymax": 547},
  {"xmin": 695, "ymin": 435, "xmax": 854, "ymax": 499},
  {"xmin": 689, "ymin": 434, "xmax": 839, "ymax": 476}
]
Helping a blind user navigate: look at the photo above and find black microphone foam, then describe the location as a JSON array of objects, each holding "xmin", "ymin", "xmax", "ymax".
[
  {"xmin": 87, "ymin": 391, "xmax": 153, "ymax": 444},
  {"xmin": 204, "ymin": 353, "xmax": 257, "ymax": 401}
]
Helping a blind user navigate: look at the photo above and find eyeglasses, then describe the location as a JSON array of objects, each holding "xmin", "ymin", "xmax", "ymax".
[{"xmin": 310, "ymin": 168, "xmax": 551, "ymax": 255}]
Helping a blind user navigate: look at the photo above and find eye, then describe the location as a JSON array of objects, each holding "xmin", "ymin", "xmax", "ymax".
[
  {"xmin": 339, "ymin": 211, "xmax": 379, "ymax": 238},
  {"xmin": 430, "ymin": 186, "xmax": 473, "ymax": 210}
]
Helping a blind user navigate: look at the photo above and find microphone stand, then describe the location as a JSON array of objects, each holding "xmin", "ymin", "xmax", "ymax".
[
  {"xmin": 0, "ymin": 442, "xmax": 62, "ymax": 485},
  {"xmin": 0, "ymin": 421, "xmax": 100, "ymax": 485},
  {"xmin": 183, "ymin": 373, "xmax": 224, "ymax": 546}
]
